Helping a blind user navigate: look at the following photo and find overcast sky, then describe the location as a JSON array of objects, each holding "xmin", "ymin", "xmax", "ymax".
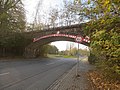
[{"xmin": 22, "ymin": 0, "xmax": 64, "ymax": 23}]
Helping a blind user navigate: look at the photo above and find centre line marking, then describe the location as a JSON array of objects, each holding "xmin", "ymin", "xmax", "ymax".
[{"xmin": 0, "ymin": 72, "xmax": 10, "ymax": 76}]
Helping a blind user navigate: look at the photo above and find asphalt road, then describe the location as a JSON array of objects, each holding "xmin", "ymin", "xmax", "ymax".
[{"xmin": 0, "ymin": 58, "xmax": 76, "ymax": 90}]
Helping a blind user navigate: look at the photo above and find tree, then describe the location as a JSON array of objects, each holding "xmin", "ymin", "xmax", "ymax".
[
  {"xmin": 39, "ymin": 45, "xmax": 59, "ymax": 56},
  {"xmin": 74, "ymin": 0, "xmax": 120, "ymax": 81},
  {"xmin": 33, "ymin": 0, "xmax": 43, "ymax": 30},
  {"xmin": 47, "ymin": 45, "xmax": 58, "ymax": 54},
  {"xmin": 0, "ymin": 0, "xmax": 26, "ymax": 32},
  {"xmin": 0, "ymin": 0, "xmax": 26, "ymax": 57},
  {"xmin": 61, "ymin": 0, "xmax": 80, "ymax": 26},
  {"xmin": 49, "ymin": 8, "xmax": 59, "ymax": 28}
]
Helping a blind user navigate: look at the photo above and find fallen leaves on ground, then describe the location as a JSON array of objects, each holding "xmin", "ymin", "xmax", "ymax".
[{"xmin": 87, "ymin": 70, "xmax": 120, "ymax": 90}]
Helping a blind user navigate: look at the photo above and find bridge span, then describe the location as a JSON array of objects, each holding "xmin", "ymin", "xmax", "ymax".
[{"xmin": 24, "ymin": 23, "xmax": 90, "ymax": 58}]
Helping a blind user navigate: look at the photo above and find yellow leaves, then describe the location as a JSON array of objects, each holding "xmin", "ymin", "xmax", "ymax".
[
  {"xmin": 97, "ymin": 0, "xmax": 111, "ymax": 14},
  {"xmin": 107, "ymin": 5, "xmax": 111, "ymax": 12},
  {"xmin": 93, "ymin": 30, "xmax": 105, "ymax": 38},
  {"xmin": 102, "ymin": 0, "xmax": 111, "ymax": 14},
  {"xmin": 101, "ymin": 19, "xmax": 105, "ymax": 24},
  {"xmin": 104, "ymin": 0, "xmax": 110, "ymax": 7},
  {"xmin": 104, "ymin": 40, "xmax": 111, "ymax": 50},
  {"xmin": 115, "ymin": 66, "xmax": 120, "ymax": 74}
]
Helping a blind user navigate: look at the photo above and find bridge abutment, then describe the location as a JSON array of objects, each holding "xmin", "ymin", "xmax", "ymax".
[{"xmin": 24, "ymin": 48, "xmax": 36, "ymax": 58}]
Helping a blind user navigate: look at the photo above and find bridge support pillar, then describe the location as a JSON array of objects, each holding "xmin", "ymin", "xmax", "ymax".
[
  {"xmin": 24, "ymin": 48, "xmax": 36, "ymax": 58},
  {"xmin": 24, "ymin": 47, "xmax": 41, "ymax": 58}
]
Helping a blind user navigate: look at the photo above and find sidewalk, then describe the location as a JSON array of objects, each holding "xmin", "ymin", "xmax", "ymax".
[{"xmin": 47, "ymin": 57, "xmax": 94, "ymax": 90}]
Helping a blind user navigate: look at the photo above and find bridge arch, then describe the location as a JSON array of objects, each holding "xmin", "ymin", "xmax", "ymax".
[
  {"xmin": 33, "ymin": 33, "xmax": 90, "ymax": 45},
  {"xmin": 24, "ymin": 34, "xmax": 90, "ymax": 58},
  {"xmin": 24, "ymin": 24, "xmax": 90, "ymax": 58}
]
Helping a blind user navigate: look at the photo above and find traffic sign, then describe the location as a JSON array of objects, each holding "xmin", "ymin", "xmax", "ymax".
[{"xmin": 75, "ymin": 36, "xmax": 83, "ymax": 42}]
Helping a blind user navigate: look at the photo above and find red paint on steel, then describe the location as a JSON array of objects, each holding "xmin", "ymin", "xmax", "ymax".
[{"xmin": 33, "ymin": 34, "xmax": 90, "ymax": 43}]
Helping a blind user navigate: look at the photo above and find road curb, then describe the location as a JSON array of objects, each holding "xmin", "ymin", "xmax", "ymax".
[{"xmin": 47, "ymin": 63, "xmax": 77, "ymax": 90}]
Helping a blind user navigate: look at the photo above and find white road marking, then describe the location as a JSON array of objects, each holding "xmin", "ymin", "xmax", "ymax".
[
  {"xmin": 46, "ymin": 62, "xmax": 55, "ymax": 65},
  {"xmin": 0, "ymin": 72, "xmax": 10, "ymax": 76}
]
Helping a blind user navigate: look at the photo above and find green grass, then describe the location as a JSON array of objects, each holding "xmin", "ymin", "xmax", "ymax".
[
  {"xmin": 47, "ymin": 54, "xmax": 76, "ymax": 58},
  {"xmin": 63, "ymin": 55, "xmax": 76, "ymax": 58},
  {"xmin": 47, "ymin": 54, "xmax": 63, "ymax": 58}
]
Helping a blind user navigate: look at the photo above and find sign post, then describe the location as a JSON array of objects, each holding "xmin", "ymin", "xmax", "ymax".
[{"xmin": 75, "ymin": 36, "xmax": 82, "ymax": 76}]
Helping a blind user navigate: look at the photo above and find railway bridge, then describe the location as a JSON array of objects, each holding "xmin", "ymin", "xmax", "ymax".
[{"xmin": 24, "ymin": 23, "xmax": 90, "ymax": 58}]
